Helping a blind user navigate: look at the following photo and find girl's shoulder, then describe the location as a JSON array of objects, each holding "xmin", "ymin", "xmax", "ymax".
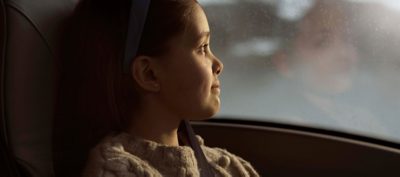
[
  {"xmin": 82, "ymin": 133, "xmax": 260, "ymax": 177},
  {"xmin": 82, "ymin": 134, "xmax": 162, "ymax": 177}
]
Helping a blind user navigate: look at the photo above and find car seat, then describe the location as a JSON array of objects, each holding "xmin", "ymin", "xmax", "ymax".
[{"xmin": 0, "ymin": 0, "xmax": 77, "ymax": 176}]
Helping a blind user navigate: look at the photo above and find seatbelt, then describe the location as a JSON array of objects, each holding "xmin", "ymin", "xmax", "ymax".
[{"xmin": 179, "ymin": 120, "xmax": 214, "ymax": 177}]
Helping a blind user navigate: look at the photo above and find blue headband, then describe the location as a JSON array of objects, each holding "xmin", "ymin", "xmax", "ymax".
[{"xmin": 123, "ymin": 0, "xmax": 151, "ymax": 73}]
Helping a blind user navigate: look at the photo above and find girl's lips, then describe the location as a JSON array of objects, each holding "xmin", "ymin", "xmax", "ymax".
[
  {"xmin": 211, "ymin": 80, "xmax": 220, "ymax": 89},
  {"xmin": 211, "ymin": 87, "xmax": 220, "ymax": 94},
  {"xmin": 211, "ymin": 82, "xmax": 220, "ymax": 94},
  {"xmin": 211, "ymin": 84, "xmax": 220, "ymax": 89}
]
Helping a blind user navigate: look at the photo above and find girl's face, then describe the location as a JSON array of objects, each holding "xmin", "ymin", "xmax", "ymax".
[{"xmin": 156, "ymin": 4, "xmax": 223, "ymax": 120}]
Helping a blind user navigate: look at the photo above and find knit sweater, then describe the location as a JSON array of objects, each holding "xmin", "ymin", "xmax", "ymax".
[{"xmin": 83, "ymin": 132, "xmax": 260, "ymax": 177}]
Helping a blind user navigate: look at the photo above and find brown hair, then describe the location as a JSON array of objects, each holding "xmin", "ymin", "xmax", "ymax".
[
  {"xmin": 55, "ymin": 0, "xmax": 198, "ymax": 175},
  {"xmin": 62, "ymin": 0, "xmax": 198, "ymax": 135}
]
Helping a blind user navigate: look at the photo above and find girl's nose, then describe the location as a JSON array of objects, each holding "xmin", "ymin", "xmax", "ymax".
[{"xmin": 212, "ymin": 55, "xmax": 223, "ymax": 75}]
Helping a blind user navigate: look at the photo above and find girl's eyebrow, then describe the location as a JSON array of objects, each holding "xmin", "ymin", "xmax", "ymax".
[
  {"xmin": 197, "ymin": 31, "xmax": 210, "ymax": 40},
  {"xmin": 189, "ymin": 31, "xmax": 210, "ymax": 45},
  {"xmin": 201, "ymin": 31, "xmax": 210, "ymax": 37}
]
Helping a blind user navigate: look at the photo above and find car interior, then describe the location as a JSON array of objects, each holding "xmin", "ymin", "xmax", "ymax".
[{"xmin": 1, "ymin": 0, "xmax": 400, "ymax": 177}]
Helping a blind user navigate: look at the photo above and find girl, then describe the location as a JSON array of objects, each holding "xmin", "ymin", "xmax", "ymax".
[{"xmin": 60, "ymin": 0, "xmax": 260, "ymax": 176}]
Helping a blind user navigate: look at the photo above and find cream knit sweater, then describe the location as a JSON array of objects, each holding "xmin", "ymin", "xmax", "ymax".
[{"xmin": 83, "ymin": 132, "xmax": 260, "ymax": 177}]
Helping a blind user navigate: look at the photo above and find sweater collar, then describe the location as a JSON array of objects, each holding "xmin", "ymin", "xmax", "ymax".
[{"xmin": 116, "ymin": 132, "xmax": 200, "ymax": 176}]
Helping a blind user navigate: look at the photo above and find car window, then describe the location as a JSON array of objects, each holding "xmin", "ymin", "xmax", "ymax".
[{"xmin": 200, "ymin": 0, "xmax": 400, "ymax": 143}]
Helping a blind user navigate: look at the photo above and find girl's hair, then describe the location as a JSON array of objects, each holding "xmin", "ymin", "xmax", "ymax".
[{"xmin": 55, "ymin": 0, "xmax": 198, "ymax": 175}]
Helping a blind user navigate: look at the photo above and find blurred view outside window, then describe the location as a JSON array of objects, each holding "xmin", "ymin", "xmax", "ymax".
[{"xmin": 199, "ymin": 0, "xmax": 400, "ymax": 142}]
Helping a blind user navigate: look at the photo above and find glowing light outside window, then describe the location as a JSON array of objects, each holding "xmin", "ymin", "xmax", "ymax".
[{"xmin": 200, "ymin": 0, "xmax": 400, "ymax": 143}]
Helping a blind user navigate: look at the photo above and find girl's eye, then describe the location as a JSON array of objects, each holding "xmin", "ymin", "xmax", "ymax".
[{"xmin": 199, "ymin": 44, "xmax": 209, "ymax": 54}]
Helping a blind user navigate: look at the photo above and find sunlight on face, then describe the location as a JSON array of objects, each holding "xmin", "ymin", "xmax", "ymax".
[{"xmin": 157, "ymin": 4, "xmax": 223, "ymax": 120}]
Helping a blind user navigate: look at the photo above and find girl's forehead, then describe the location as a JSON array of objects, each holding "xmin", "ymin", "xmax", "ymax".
[
  {"xmin": 182, "ymin": 5, "xmax": 210, "ymax": 43},
  {"xmin": 161, "ymin": 5, "xmax": 210, "ymax": 50}
]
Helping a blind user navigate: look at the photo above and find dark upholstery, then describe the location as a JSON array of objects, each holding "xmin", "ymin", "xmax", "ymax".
[
  {"xmin": 1, "ymin": 0, "xmax": 76, "ymax": 176},
  {"xmin": 193, "ymin": 121, "xmax": 400, "ymax": 177}
]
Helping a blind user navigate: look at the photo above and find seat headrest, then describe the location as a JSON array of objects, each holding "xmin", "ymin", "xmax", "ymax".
[{"xmin": 1, "ymin": 0, "xmax": 77, "ymax": 176}]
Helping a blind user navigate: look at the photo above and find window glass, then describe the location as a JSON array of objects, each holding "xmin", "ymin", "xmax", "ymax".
[{"xmin": 200, "ymin": 0, "xmax": 400, "ymax": 142}]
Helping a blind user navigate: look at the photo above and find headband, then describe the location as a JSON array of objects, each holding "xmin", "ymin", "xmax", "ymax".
[{"xmin": 123, "ymin": 0, "xmax": 151, "ymax": 73}]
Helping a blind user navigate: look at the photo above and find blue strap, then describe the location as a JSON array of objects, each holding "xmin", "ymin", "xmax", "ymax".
[
  {"xmin": 179, "ymin": 120, "xmax": 215, "ymax": 177},
  {"xmin": 123, "ymin": 0, "xmax": 151, "ymax": 73}
]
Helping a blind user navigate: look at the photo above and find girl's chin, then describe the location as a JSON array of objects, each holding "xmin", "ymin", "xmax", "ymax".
[{"xmin": 189, "ymin": 108, "xmax": 220, "ymax": 121}]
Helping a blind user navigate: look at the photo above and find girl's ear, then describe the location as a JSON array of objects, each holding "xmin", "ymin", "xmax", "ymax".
[{"xmin": 131, "ymin": 56, "xmax": 161, "ymax": 92}]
